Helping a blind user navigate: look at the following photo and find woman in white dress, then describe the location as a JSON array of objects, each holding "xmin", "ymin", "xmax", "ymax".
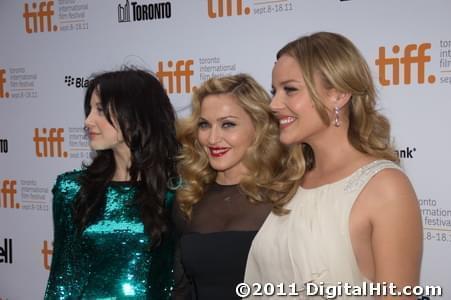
[{"xmin": 244, "ymin": 32, "xmax": 423, "ymax": 299}]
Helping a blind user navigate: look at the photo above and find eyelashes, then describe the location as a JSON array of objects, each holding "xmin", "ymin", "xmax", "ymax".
[
  {"xmin": 283, "ymin": 86, "xmax": 298, "ymax": 94},
  {"xmin": 270, "ymin": 86, "xmax": 298, "ymax": 96},
  {"xmin": 197, "ymin": 120, "xmax": 237, "ymax": 129},
  {"xmin": 222, "ymin": 122, "xmax": 236, "ymax": 128},
  {"xmin": 197, "ymin": 120, "xmax": 209, "ymax": 129}
]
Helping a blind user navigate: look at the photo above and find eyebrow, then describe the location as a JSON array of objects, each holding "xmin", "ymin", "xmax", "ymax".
[
  {"xmin": 199, "ymin": 116, "xmax": 239, "ymax": 121},
  {"xmin": 278, "ymin": 79, "xmax": 303, "ymax": 85}
]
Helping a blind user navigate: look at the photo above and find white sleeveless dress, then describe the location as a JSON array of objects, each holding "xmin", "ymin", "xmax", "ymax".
[{"xmin": 244, "ymin": 160, "xmax": 402, "ymax": 299}]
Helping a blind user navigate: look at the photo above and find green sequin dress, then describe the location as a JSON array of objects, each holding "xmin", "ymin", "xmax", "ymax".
[{"xmin": 44, "ymin": 170, "xmax": 175, "ymax": 299}]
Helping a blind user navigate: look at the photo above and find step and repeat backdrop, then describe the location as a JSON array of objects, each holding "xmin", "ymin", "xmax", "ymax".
[{"xmin": 1, "ymin": 0, "xmax": 450, "ymax": 298}]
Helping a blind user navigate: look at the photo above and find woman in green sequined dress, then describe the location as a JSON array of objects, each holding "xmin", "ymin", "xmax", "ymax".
[{"xmin": 45, "ymin": 68, "xmax": 179, "ymax": 299}]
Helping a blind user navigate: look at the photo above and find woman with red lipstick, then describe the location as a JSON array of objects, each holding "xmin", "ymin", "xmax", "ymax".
[
  {"xmin": 244, "ymin": 32, "xmax": 423, "ymax": 299},
  {"xmin": 172, "ymin": 74, "xmax": 301, "ymax": 300},
  {"xmin": 45, "ymin": 68, "xmax": 179, "ymax": 299}
]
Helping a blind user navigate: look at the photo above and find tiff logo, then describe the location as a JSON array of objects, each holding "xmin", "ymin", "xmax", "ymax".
[
  {"xmin": 1, "ymin": 180, "xmax": 19, "ymax": 209},
  {"xmin": 156, "ymin": 59, "xmax": 194, "ymax": 94},
  {"xmin": 208, "ymin": 0, "xmax": 251, "ymax": 18},
  {"xmin": 23, "ymin": 1, "xmax": 58, "ymax": 33},
  {"xmin": 0, "ymin": 69, "xmax": 9, "ymax": 99},
  {"xmin": 33, "ymin": 128, "xmax": 68, "ymax": 158},
  {"xmin": 0, "ymin": 238, "xmax": 13, "ymax": 264},
  {"xmin": 375, "ymin": 43, "xmax": 436, "ymax": 86},
  {"xmin": 42, "ymin": 240, "xmax": 53, "ymax": 270},
  {"xmin": 0, "ymin": 139, "xmax": 8, "ymax": 153},
  {"xmin": 118, "ymin": 0, "xmax": 131, "ymax": 22}
]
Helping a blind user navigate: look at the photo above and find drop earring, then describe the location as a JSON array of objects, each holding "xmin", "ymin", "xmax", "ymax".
[{"xmin": 334, "ymin": 106, "xmax": 340, "ymax": 127}]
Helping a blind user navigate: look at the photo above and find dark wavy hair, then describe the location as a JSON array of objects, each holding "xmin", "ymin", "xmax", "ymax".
[{"xmin": 73, "ymin": 67, "xmax": 179, "ymax": 247}]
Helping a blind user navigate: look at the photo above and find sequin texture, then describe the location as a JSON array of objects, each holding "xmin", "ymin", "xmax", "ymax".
[{"xmin": 45, "ymin": 170, "xmax": 175, "ymax": 299}]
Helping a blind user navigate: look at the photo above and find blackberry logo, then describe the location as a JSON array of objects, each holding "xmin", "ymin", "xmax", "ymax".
[
  {"xmin": 64, "ymin": 75, "xmax": 75, "ymax": 86},
  {"xmin": 64, "ymin": 75, "xmax": 89, "ymax": 88},
  {"xmin": 395, "ymin": 146, "xmax": 416, "ymax": 159}
]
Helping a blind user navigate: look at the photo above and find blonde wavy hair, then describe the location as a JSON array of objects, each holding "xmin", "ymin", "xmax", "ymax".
[
  {"xmin": 277, "ymin": 31, "xmax": 399, "ymax": 168},
  {"xmin": 177, "ymin": 74, "xmax": 303, "ymax": 219}
]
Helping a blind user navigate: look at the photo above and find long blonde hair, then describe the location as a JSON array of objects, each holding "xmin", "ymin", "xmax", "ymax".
[
  {"xmin": 277, "ymin": 31, "xmax": 399, "ymax": 168},
  {"xmin": 177, "ymin": 74, "xmax": 303, "ymax": 219}
]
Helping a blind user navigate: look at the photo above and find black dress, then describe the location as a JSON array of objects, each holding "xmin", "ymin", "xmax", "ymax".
[{"xmin": 173, "ymin": 182, "xmax": 271, "ymax": 300}]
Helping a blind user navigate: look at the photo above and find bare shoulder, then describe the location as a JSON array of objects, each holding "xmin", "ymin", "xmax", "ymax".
[
  {"xmin": 358, "ymin": 166, "xmax": 423, "ymax": 285},
  {"xmin": 352, "ymin": 165, "xmax": 421, "ymax": 233},
  {"xmin": 358, "ymin": 167, "xmax": 419, "ymax": 213},
  {"xmin": 353, "ymin": 165, "xmax": 423, "ymax": 285}
]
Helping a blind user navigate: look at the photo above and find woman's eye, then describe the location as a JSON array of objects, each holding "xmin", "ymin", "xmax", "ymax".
[
  {"xmin": 96, "ymin": 106, "xmax": 104, "ymax": 114},
  {"xmin": 270, "ymin": 88, "xmax": 276, "ymax": 96},
  {"xmin": 222, "ymin": 122, "xmax": 236, "ymax": 129},
  {"xmin": 284, "ymin": 86, "xmax": 297, "ymax": 94},
  {"xmin": 197, "ymin": 121, "xmax": 210, "ymax": 129}
]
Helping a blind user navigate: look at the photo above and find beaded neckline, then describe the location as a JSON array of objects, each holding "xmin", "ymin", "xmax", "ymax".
[{"xmin": 299, "ymin": 160, "xmax": 397, "ymax": 191}]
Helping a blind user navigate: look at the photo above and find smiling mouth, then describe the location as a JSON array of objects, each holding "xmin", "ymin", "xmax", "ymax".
[
  {"xmin": 208, "ymin": 147, "xmax": 230, "ymax": 157},
  {"xmin": 279, "ymin": 116, "xmax": 296, "ymax": 128}
]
